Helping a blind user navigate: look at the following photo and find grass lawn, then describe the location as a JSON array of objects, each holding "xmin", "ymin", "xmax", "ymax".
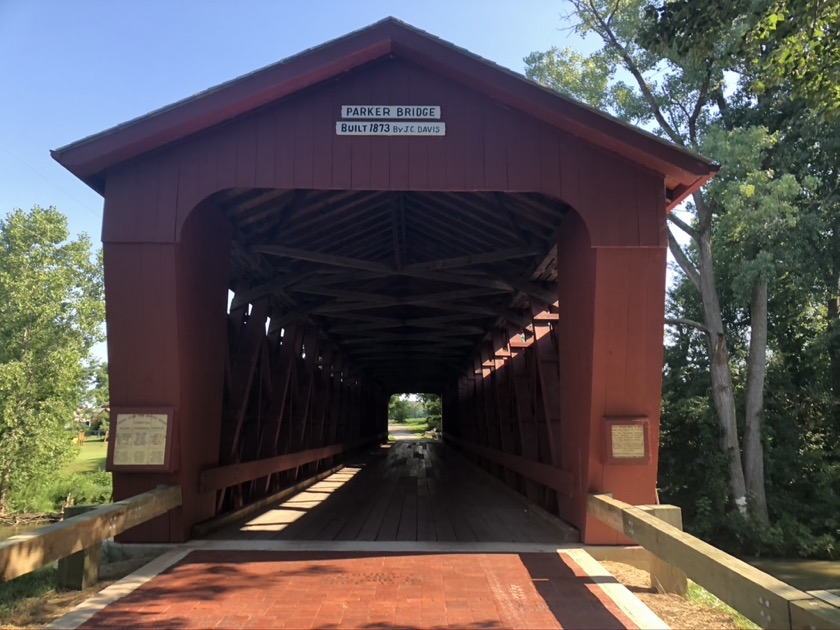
[
  {"xmin": 400, "ymin": 417, "xmax": 430, "ymax": 434},
  {"xmin": 64, "ymin": 440, "xmax": 108, "ymax": 474},
  {"xmin": 687, "ymin": 583, "xmax": 759, "ymax": 629}
]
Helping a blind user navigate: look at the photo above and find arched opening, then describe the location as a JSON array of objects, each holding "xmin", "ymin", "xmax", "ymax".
[{"xmin": 210, "ymin": 188, "xmax": 573, "ymax": 524}]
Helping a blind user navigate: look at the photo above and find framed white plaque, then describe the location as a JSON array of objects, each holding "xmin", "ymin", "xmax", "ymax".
[
  {"xmin": 604, "ymin": 417, "xmax": 651, "ymax": 465},
  {"xmin": 108, "ymin": 408, "xmax": 177, "ymax": 471}
]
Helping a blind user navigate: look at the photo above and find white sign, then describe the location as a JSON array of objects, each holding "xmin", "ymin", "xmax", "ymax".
[
  {"xmin": 341, "ymin": 105, "xmax": 440, "ymax": 119},
  {"xmin": 336, "ymin": 121, "xmax": 446, "ymax": 136},
  {"xmin": 113, "ymin": 413, "xmax": 168, "ymax": 466}
]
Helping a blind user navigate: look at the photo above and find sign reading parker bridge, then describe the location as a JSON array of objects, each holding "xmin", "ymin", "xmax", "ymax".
[{"xmin": 336, "ymin": 105, "xmax": 445, "ymax": 136}]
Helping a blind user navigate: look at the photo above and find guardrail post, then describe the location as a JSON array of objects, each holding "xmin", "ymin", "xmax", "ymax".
[
  {"xmin": 640, "ymin": 504, "xmax": 688, "ymax": 595},
  {"xmin": 57, "ymin": 505, "xmax": 101, "ymax": 590}
]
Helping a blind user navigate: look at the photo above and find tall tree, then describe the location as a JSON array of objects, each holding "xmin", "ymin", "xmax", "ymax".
[
  {"xmin": 751, "ymin": 0, "xmax": 840, "ymax": 117},
  {"xmin": 388, "ymin": 395, "xmax": 410, "ymax": 423},
  {"xmin": 0, "ymin": 207, "xmax": 104, "ymax": 515},
  {"xmin": 419, "ymin": 393, "xmax": 442, "ymax": 430},
  {"xmin": 524, "ymin": 0, "xmax": 807, "ymax": 519}
]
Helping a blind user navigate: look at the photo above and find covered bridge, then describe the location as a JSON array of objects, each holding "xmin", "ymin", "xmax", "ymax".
[{"xmin": 53, "ymin": 18, "xmax": 716, "ymax": 545}]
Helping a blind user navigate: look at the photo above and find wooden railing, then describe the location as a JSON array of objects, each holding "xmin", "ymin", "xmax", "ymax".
[
  {"xmin": 0, "ymin": 485, "xmax": 181, "ymax": 583},
  {"xmin": 588, "ymin": 494, "xmax": 840, "ymax": 630},
  {"xmin": 199, "ymin": 434, "xmax": 385, "ymax": 493},
  {"xmin": 445, "ymin": 434, "xmax": 573, "ymax": 497}
]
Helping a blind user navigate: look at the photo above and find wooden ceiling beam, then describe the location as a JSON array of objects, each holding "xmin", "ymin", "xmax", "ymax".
[
  {"xmin": 306, "ymin": 287, "xmax": 510, "ymax": 313},
  {"xmin": 420, "ymin": 301, "xmax": 532, "ymax": 330},
  {"xmin": 230, "ymin": 264, "xmax": 320, "ymax": 309},
  {"xmin": 278, "ymin": 191, "xmax": 389, "ymax": 239},
  {"xmin": 333, "ymin": 229, "xmax": 393, "ymax": 260},
  {"xmin": 289, "ymin": 269, "xmax": 389, "ymax": 289},
  {"xmin": 403, "ymin": 247, "xmax": 541, "ymax": 272},
  {"xmin": 252, "ymin": 244, "xmax": 395, "ymax": 273},
  {"xmin": 329, "ymin": 321, "xmax": 485, "ymax": 335},
  {"xmin": 342, "ymin": 334, "xmax": 474, "ymax": 346},
  {"xmin": 302, "ymin": 213, "xmax": 390, "ymax": 253},
  {"xmin": 492, "ymin": 193, "xmax": 536, "ymax": 246},
  {"xmin": 405, "ymin": 202, "xmax": 501, "ymax": 252},
  {"xmin": 290, "ymin": 198, "xmax": 390, "ymax": 245},
  {"xmin": 412, "ymin": 193, "xmax": 518, "ymax": 245},
  {"xmin": 226, "ymin": 189, "xmax": 298, "ymax": 227}
]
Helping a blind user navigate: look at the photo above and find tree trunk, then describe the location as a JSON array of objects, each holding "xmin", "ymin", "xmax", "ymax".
[
  {"xmin": 744, "ymin": 279, "xmax": 769, "ymax": 520},
  {"xmin": 0, "ymin": 463, "xmax": 11, "ymax": 518},
  {"xmin": 827, "ymin": 295, "xmax": 840, "ymax": 408},
  {"xmin": 694, "ymin": 193, "xmax": 749, "ymax": 512}
]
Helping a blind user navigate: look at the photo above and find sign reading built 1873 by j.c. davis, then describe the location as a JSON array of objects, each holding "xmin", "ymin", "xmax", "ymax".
[{"xmin": 336, "ymin": 105, "xmax": 445, "ymax": 136}]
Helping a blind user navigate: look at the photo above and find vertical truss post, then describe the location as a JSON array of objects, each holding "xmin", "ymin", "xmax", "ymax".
[
  {"xmin": 510, "ymin": 334, "xmax": 543, "ymax": 505},
  {"xmin": 218, "ymin": 297, "xmax": 270, "ymax": 511},
  {"xmin": 492, "ymin": 330, "xmax": 519, "ymax": 490},
  {"xmin": 258, "ymin": 320, "xmax": 298, "ymax": 493}
]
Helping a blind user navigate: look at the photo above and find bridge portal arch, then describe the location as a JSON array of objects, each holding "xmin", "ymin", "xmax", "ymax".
[{"xmin": 54, "ymin": 18, "xmax": 715, "ymax": 544}]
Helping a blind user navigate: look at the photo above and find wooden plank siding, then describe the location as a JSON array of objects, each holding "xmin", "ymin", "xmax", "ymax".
[{"xmin": 100, "ymin": 58, "xmax": 666, "ymax": 251}]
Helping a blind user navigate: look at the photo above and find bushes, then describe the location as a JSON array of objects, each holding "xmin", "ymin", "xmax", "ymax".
[{"xmin": 9, "ymin": 471, "xmax": 111, "ymax": 515}]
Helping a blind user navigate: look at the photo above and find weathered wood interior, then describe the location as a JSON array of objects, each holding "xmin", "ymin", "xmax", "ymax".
[
  {"xmin": 207, "ymin": 441, "xmax": 578, "ymax": 543},
  {"xmin": 222, "ymin": 189, "xmax": 567, "ymax": 394},
  {"xmin": 53, "ymin": 18, "xmax": 716, "ymax": 545}
]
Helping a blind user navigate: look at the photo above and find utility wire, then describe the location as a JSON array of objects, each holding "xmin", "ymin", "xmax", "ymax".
[{"xmin": 0, "ymin": 143, "xmax": 102, "ymax": 218}]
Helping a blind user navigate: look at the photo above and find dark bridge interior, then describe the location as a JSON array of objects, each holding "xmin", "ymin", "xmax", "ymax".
[{"xmin": 219, "ymin": 189, "xmax": 568, "ymax": 393}]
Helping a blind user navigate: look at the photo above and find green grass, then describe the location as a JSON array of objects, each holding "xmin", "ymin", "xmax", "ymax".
[
  {"xmin": 0, "ymin": 566, "xmax": 57, "ymax": 619},
  {"xmin": 402, "ymin": 418, "xmax": 430, "ymax": 433},
  {"xmin": 64, "ymin": 440, "xmax": 108, "ymax": 474},
  {"xmin": 687, "ymin": 583, "xmax": 760, "ymax": 629}
]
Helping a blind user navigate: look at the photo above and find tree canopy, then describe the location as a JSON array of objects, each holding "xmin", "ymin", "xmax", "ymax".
[
  {"xmin": 526, "ymin": 0, "xmax": 839, "ymax": 556},
  {"xmin": 0, "ymin": 206, "xmax": 105, "ymax": 515}
]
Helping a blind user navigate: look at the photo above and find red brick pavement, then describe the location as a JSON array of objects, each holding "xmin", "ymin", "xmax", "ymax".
[{"xmin": 79, "ymin": 551, "xmax": 638, "ymax": 629}]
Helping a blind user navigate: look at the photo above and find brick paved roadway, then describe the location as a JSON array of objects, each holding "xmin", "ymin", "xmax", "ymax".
[{"xmin": 78, "ymin": 550, "xmax": 640, "ymax": 629}]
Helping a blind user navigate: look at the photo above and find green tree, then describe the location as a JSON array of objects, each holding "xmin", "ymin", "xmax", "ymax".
[
  {"xmin": 388, "ymin": 395, "xmax": 410, "ymax": 423},
  {"xmin": 524, "ymin": 0, "xmax": 835, "ymax": 523},
  {"xmin": 85, "ymin": 359, "xmax": 110, "ymax": 434},
  {"xmin": 419, "ymin": 393, "xmax": 442, "ymax": 431},
  {"xmin": 0, "ymin": 207, "xmax": 104, "ymax": 515},
  {"xmin": 525, "ymin": 0, "xmax": 765, "ymax": 518}
]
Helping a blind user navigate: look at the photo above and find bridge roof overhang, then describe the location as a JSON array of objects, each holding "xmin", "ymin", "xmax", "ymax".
[
  {"xmin": 52, "ymin": 17, "xmax": 716, "ymax": 207},
  {"xmin": 52, "ymin": 19, "xmax": 720, "ymax": 393}
]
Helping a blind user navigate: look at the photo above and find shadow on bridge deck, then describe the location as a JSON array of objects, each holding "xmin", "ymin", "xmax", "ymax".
[
  {"xmin": 54, "ymin": 443, "xmax": 670, "ymax": 630},
  {"xmin": 202, "ymin": 440, "xmax": 579, "ymax": 545}
]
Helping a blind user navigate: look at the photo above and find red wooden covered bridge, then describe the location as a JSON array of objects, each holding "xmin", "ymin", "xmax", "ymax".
[{"xmin": 53, "ymin": 18, "xmax": 715, "ymax": 546}]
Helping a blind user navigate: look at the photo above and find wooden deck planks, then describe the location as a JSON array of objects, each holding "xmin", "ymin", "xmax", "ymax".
[{"xmin": 207, "ymin": 441, "xmax": 577, "ymax": 543}]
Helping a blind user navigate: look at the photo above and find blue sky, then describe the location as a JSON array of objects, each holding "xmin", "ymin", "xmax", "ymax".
[{"xmin": 0, "ymin": 0, "xmax": 589, "ymax": 243}]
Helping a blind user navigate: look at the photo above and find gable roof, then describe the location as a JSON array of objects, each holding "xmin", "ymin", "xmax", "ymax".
[{"xmin": 52, "ymin": 17, "xmax": 716, "ymax": 207}]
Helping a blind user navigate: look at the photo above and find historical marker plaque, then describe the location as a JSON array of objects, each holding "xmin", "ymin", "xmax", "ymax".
[
  {"xmin": 604, "ymin": 417, "xmax": 650, "ymax": 464},
  {"xmin": 108, "ymin": 408, "xmax": 177, "ymax": 471}
]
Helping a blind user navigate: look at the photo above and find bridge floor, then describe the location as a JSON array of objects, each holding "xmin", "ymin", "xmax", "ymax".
[
  {"xmin": 52, "ymin": 439, "xmax": 667, "ymax": 629},
  {"xmin": 205, "ymin": 439, "xmax": 578, "ymax": 544}
]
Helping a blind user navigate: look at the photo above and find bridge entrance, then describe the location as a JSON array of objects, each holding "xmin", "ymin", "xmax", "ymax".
[{"xmin": 53, "ymin": 18, "xmax": 715, "ymax": 545}]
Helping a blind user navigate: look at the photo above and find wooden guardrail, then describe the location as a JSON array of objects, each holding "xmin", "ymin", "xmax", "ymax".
[
  {"xmin": 0, "ymin": 485, "xmax": 182, "ymax": 583},
  {"xmin": 199, "ymin": 434, "xmax": 385, "ymax": 493},
  {"xmin": 445, "ymin": 434, "xmax": 573, "ymax": 497},
  {"xmin": 588, "ymin": 493, "xmax": 840, "ymax": 630}
]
